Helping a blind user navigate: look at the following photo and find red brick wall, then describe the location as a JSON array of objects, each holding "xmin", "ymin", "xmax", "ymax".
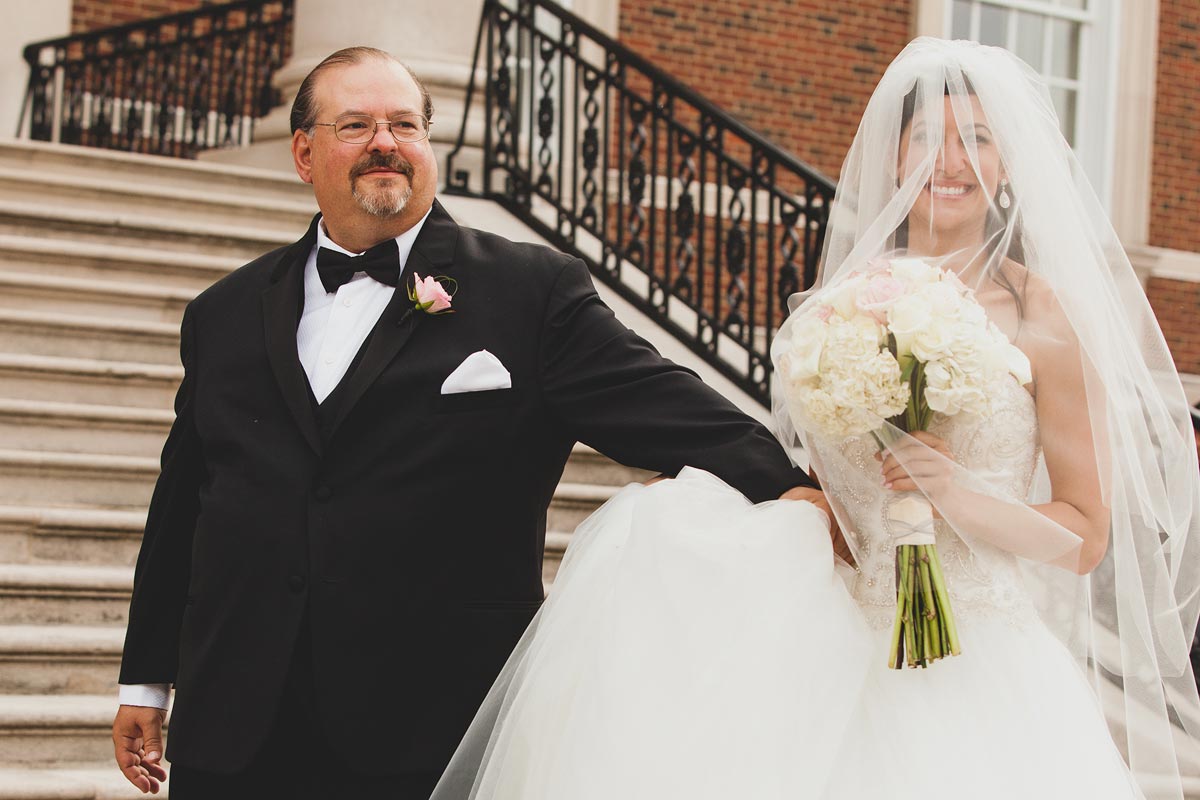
[
  {"xmin": 1147, "ymin": 277, "xmax": 1200, "ymax": 375},
  {"xmin": 71, "ymin": 0, "xmax": 209, "ymax": 33},
  {"xmin": 618, "ymin": 1, "xmax": 913, "ymax": 179},
  {"xmin": 1150, "ymin": 0, "xmax": 1200, "ymax": 253}
]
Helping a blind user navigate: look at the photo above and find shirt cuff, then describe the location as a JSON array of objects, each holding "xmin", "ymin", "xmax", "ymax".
[{"xmin": 118, "ymin": 683, "xmax": 171, "ymax": 710}]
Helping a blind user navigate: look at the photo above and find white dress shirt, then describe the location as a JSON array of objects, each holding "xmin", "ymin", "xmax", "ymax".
[{"xmin": 118, "ymin": 209, "xmax": 431, "ymax": 710}]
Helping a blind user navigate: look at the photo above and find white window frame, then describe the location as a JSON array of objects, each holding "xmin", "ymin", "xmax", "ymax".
[{"xmin": 945, "ymin": 0, "xmax": 1119, "ymax": 209}]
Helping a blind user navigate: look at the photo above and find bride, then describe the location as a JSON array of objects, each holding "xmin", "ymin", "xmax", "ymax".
[{"xmin": 431, "ymin": 38, "xmax": 1200, "ymax": 800}]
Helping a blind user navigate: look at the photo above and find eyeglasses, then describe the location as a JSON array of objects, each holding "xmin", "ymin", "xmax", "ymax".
[{"xmin": 314, "ymin": 113, "xmax": 430, "ymax": 144}]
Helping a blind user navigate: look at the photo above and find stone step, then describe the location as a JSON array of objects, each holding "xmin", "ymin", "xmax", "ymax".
[
  {"xmin": 559, "ymin": 444, "xmax": 656, "ymax": 487},
  {"xmin": 0, "ymin": 764, "xmax": 178, "ymax": 799},
  {"xmin": 0, "ymin": 166, "xmax": 315, "ymax": 237},
  {"xmin": 0, "ymin": 750, "xmax": 1194, "ymax": 800},
  {"xmin": 542, "ymin": 531, "xmax": 572, "ymax": 585},
  {"xmin": 0, "ymin": 272, "xmax": 192, "ymax": 324},
  {"xmin": 0, "ymin": 565, "xmax": 131, "ymax": 627},
  {"xmin": 0, "ymin": 695, "xmax": 135, "ymax": 767},
  {"xmin": 0, "ymin": 309, "xmax": 180, "ymax": 366},
  {"xmin": 0, "ymin": 626, "xmax": 123, "ymax": 696},
  {"xmin": 0, "ymin": 354, "xmax": 181, "ymax": 410},
  {"xmin": 0, "ymin": 438, "xmax": 624, "ymax": 517},
  {"xmin": 0, "ymin": 400, "xmax": 172, "ymax": 458},
  {"xmin": 0, "ymin": 450, "xmax": 158, "ymax": 510},
  {"xmin": 545, "ymin": 481, "xmax": 620, "ymax": 534},
  {"xmin": 0, "ymin": 201, "xmax": 293, "ymax": 260},
  {"xmin": 0, "ymin": 506, "xmax": 145, "ymax": 568},
  {"xmin": 0, "ymin": 234, "xmax": 236, "ymax": 291},
  {"xmin": 0, "ymin": 138, "xmax": 311, "ymax": 205}
]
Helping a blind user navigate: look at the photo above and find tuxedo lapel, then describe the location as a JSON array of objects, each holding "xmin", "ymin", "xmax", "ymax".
[
  {"xmin": 324, "ymin": 200, "xmax": 459, "ymax": 438},
  {"xmin": 262, "ymin": 215, "xmax": 323, "ymax": 455}
]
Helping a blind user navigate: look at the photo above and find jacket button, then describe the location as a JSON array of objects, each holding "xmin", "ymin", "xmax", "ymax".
[
  {"xmin": 288, "ymin": 575, "xmax": 307, "ymax": 593},
  {"xmin": 314, "ymin": 485, "xmax": 332, "ymax": 501}
]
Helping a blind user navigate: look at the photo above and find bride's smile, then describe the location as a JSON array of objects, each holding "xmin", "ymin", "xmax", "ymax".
[{"xmin": 900, "ymin": 94, "xmax": 1005, "ymax": 257}]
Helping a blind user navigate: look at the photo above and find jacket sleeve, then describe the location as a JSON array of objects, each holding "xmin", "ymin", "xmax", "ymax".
[
  {"xmin": 539, "ymin": 259, "xmax": 813, "ymax": 503},
  {"xmin": 118, "ymin": 302, "xmax": 206, "ymax": 685}
]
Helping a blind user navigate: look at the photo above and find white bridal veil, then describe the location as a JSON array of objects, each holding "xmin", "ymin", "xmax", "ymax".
[
  {"xmin": 771, "ymin": 37, "xmax": 1200, "ymax": 798},
  {"xmin": 423, "ymin": 36, "xmax": 1200, "ymax": 800}
]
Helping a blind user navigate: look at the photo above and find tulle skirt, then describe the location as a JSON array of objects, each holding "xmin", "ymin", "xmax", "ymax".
[{"xmin": 430, "ymin": 468, "xmax": 1141, "ymax": 800}]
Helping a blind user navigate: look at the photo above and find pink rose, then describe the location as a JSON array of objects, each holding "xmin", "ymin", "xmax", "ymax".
[
  {"xmin": 865, "ymin": 257, "xmax": 892, "ymax": 274},
  {"xmin": 412, "ymin": 273, "xmax": 453, "ymax": 313},
  {"xmin": 856, "ymin": 274, "xmax": 905, "ymax": 322},
  {"xmin": 815, "ymin": 304, "xmax": 834, "ymax": 322}
]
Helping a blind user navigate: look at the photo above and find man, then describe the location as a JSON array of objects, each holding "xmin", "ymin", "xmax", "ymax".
[{"xmin": 111, "ymin": 47, "xmax": 830, "ymax": 798}]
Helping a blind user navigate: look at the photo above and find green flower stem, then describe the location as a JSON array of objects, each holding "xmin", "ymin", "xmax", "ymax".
[
  {"xmin": 881, "ymin": 350, "xmax": 963, "ymax": 668},
  {"xmin": 925, "ymin": 542, "xmax": 961, "ymax": 656},
  {"xmin": 918, "ymin": 547, "xmax": 942, "ymax": 657},
  {"xmin": 888, "ymin": 561, "xmax": 907, "ymax": 670},
  {"xmin": 904, "ymin": 547, "xmax": 920, "ymax": 667}
]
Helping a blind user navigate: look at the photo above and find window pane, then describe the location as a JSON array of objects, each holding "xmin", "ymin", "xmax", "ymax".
[
  {"xmin": 1050, "ymin": 18, "xmax": 1080, "ymax": 80},
  {"xmin": 1056, "ymin": 0, "xmax": 1087, "ymax": 9},
  {"xmin": 978, "ymin": 4, "xmax": 1009, "ymax": 47},
  {"xmin": 1050, "ymin": 86, "xmax": 1077, "ymax": 145},
  {"xmin": 952, "ymin": 0, "xmax": 972, "ymax": 40},
  {"xmin": 1015, "ymin": 11, "xmax": 1045, "ymax": 71}
]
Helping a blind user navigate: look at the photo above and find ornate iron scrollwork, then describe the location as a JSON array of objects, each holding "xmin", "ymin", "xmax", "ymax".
[
  {"xmin": 19, "ymin": 0, "xmax": 293, "ymax": 158},
  {"xmin": 445, "ymin": 0, "xmax": 836, "ymax": 408}
]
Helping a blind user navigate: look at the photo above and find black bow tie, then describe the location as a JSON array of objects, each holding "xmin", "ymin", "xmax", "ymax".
[{"xmin": 316, "ymin": 238, "xmax": 400, "ymax": 294}]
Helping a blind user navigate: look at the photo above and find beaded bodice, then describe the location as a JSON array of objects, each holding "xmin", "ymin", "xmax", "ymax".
[{"xmin": 822, "ymin": 379, "xmax": 1042, "ymax": 631}]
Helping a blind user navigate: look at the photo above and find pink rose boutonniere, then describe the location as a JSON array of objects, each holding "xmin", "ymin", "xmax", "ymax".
[{"xmin": 409, "ymin": 273, "xmax": 457, "ymax": 315}]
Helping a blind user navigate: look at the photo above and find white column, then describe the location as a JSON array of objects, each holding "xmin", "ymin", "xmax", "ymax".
[
  {"xmin": 1110, "ymin": 0, "xmax": 1158, "ymax": 250},
  {"xmin": 203, "ymin": 0, "xmax": 486, "ymax": 175},
  {"xmin": 911, "ymin": 0, "xmax": 949, "ymax": 38},
  {"xmin": 0, "ymin": 0, "xmax": 71, "ymax": 141}
]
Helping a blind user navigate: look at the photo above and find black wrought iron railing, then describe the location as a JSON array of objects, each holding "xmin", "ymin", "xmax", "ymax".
[
  {"xmin": 19, "ymin": 0, "xmax": 292, "ymax": 158},
  {"xmin": 446, "ymin": 0, "xmax": 836, "ymax": 407}
]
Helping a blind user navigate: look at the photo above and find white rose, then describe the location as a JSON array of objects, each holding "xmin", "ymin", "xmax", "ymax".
[
  {"xmin": 910, "ymin": 319, "xmax": 959, "ymax": 362},
  {"xmin": 960, "ymin": 301, "xmax": 987, "ymax": 327},
  {"xmin": 785, "ymin": 314, "xmax": 829, "ymax": 380},
  {"xmin": 924, "ymin": 281, "xmax": 965, "ymax": 319},
  {"xmin": 887, "ymin": 293, "xmax": 932, "ymax": 356},
  {"xmin": 926, "ymin": 380, "xmax": 988, "ymax": 415},
  {"xmin": 827, "ymin": 276, "xmax": 864, "ymax": 319},
  {"xmin": 923, "ymin": 360, "xmax": 956, "ymax": 390},
  {"xmin": 850, "ymin": 314, "xmax": 887, "ymax": 348},
  {"xmin": 890, "ymin": 257, "xmax": 939, "ymax": 286}
]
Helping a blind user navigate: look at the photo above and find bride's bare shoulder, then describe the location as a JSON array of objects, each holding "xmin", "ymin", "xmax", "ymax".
[
  {"xmin": 999, "ymin": 259, "xmax": 1069, "ymax": 324},
  {"xmin": 997, "ymin": 259, "xmax": 1081, "ymax": 368}
]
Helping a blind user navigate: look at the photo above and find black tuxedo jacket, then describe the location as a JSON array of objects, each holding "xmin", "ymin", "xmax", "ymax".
[{"xmin": 119, "ymin": 200, "xmax": 812, "ymax": 774}]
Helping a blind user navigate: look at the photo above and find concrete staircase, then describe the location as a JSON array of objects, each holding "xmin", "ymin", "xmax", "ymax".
[{"xmin": 0, "ymin": 139, "xmax": 647, "ymax": 798}]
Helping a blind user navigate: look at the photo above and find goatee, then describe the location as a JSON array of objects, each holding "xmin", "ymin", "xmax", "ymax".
[{"xmin": 350, "ymin": 154, "xmax": 415, "ymax": 218}]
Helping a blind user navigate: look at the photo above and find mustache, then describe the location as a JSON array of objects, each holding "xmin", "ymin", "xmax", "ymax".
[{"xmin": 350, "ymin": 155, "xmax": 414, "ymax": 179}]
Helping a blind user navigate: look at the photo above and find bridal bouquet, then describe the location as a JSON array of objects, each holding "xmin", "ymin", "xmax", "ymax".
[{"xmin": 775, "ymin": 255, "xmax": 1032, "ymax": 668}]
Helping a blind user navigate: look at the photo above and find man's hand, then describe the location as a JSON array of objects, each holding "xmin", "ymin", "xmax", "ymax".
[
  {"xmin": 779, "ymin": 486, "xmax": 855, "ymax": 566},
  {"xmin": 113, "ymin": 705, "xmax": 167, "ymax": 793}
]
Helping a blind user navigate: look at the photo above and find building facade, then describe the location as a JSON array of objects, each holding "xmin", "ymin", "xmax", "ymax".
[{"xmin": 20, "ymin": 0, "xmax": 1199, "ymax": 389}]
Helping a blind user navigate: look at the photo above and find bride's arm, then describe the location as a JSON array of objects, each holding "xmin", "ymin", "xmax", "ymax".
[
  {"xmin": 879, "ymin": 290, "xmax": 1109, "ymax": 574},
  {"xmin": 1022, "ymin": 299, "xmax": 1109, "ymax": 573}
]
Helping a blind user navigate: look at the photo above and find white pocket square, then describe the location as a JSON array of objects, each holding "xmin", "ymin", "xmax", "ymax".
[{"xmin": 441, "ymin": 350, "xmax": 512, "ymax": 394}]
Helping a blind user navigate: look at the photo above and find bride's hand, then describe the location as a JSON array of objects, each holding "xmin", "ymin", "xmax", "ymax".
[{"xmin": 876, "ymin": 431, "xmax": 957, "ymax": 500}]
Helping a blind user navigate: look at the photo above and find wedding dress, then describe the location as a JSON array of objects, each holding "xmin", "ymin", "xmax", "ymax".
[
  {"xmin": 433, "ymin": 37, "xmax": 1200, "ymax": 800},
  {"xmin": 431, "ymin": 376, "xmax": 1141, "ymax": 800}
]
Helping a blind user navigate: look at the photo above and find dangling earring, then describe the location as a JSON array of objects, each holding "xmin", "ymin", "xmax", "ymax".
[{"xmin": 998, "ymin": 179, "xmax": 1011, "ymax": 210}]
